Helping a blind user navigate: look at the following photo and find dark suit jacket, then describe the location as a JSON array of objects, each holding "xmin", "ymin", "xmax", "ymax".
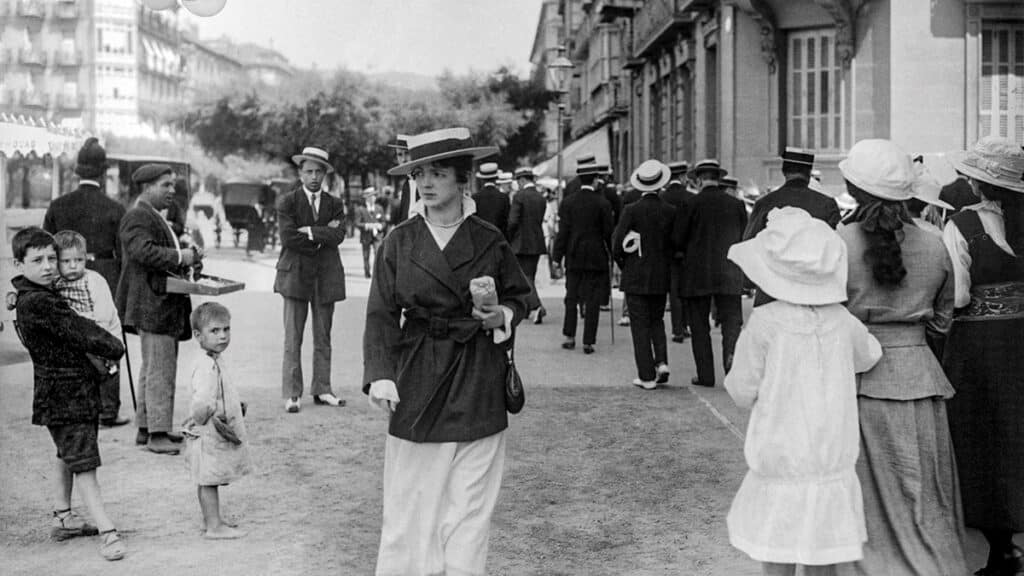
[
  {"xmin": 354, "ymin": 201, "xmax": 386, "ymax": 246},
  {"xmin": 362, "ymin": 215, "xmax": 531, "ymax": 443},
  {"xmin": 391, "ymin": 179, "xmax": 414, "ymax": 226},
  {"xmin": 612, "ymin": 194, "xmax": 676, "ymax": 295},
  {"xmin": 604, "ymin": 184, "xmax": 623, "ymax": 224},
  {"xmin": 274, "ymin": 187, "xmax": 347, "ymax": 303},
  {"xmin": 115, "ymin": 201, "xmax": 192, "ymax": 340},
  {"xmin": 508, "ymin": 184, "xmax": 547, "ymax": 256},
  {"xmin": 552, "ymin": 186, "xmax": 614, "ymax": 272},
  {"xmin": 673, "ymin": 186, "xmax": 748, "ymax": 296},
  {"xmin": 743, "ymin": 178, "xmax": 840, "ymax": 240},
  {"xmin": 472, "ymin": 184, "xmax": 510, "ymax": 238},
  {"xmin": 660, "ymin": 181, "xmax": 695, "ymax": 210},
  {"xmin": 43, "ymin": 184, "xmax": 126, "ymax": 291},
  {"xmin": 621, "ymin": 187, "xmax": 643, "ymax": 207}
]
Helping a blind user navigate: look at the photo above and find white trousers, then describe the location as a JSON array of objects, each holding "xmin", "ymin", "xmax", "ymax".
[{"xmin": 375, "ymin": 431, "xmax": 507, "ymax": 576}]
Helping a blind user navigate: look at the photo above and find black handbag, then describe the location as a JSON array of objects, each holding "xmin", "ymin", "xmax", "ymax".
[{"xmin": 504, "ymin": 338, "xmax": 525, "ymax": 414}]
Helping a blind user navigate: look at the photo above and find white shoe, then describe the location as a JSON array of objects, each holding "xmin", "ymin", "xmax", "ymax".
[
  {"xmin": 314, "ymin": 393, "xmax": 346, "ymax": 407},
  {"xmin": 632, "ymin": 378, "xmax": 657, "ymax": 390},
  {"xmin": 618, "ymin": 316, "xmax": 630, "ymax": 326},
  {"xmin": 656, "ymin": 363, "xmax": 670, "ymax": 384},
  {"xmin": 284, "ymin": 397, "xmax": 300, "ymax": 413}
]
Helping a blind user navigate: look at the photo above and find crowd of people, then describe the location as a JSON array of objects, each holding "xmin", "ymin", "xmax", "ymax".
[{"xmin": 6, "ymin": 126, "xmax": 1023, "ymax": 576}]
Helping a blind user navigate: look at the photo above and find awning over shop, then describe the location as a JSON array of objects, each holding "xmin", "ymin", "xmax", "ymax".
[
  {"xmin": 0, "ymin": 118, "xmax": 88, "ymax": 157},
  {"xmin": 533, "ymin": 126, "xmax": 610, "ymax": 181}
]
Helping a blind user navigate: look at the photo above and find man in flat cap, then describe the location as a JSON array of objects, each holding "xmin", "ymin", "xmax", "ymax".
[
  {"xmin": 472, "ymin": 162, "xmax": 510, "ymax": 238},
  {"xmin": 660, "ymin": 161, "xmax": 695, "ymax": 343},
  {"xmin": 44, "ymin": 137, "xmax": 129, "ymax": 427},
  {"xmin": 276, "ymin": 146, "xmax": 347, "ymax": 414},
  {"xmin": 116, "ymin": 163, "xmax": 200, "ymax": 454}
]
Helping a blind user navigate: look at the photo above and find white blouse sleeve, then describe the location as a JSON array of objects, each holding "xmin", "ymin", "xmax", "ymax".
[{"xmin": 941, "ymin": 221, "xmax": 973, "ymax": 308}]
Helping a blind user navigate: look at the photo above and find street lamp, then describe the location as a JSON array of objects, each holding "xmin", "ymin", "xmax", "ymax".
[{"xmin": 547, "ymin": 47, "xmax": 573, "ymax": 201}]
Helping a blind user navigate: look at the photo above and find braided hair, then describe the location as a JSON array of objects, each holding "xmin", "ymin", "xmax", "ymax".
[{"xmin": 844, "ymin": 181, "xmax": 911, "ymax": 287}]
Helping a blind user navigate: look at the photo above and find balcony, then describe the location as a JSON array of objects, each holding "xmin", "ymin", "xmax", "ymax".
[
  {"xmin": 595, "ymin": 0, "xmax": 643, "ymax": 23},
  {"xmin": 53, "ymin": 0, "xmax": 80, "ymax": 20},
  {"xmin": 16, "ymin": 0, "xmax": 45, "ymax": 20},
  {"xmin": 18, "ymin": 48, "xmax": 48, "ymax": 67},
  {"xmin": 53, "ymin": 50, "xmax": 82, "ymax": 67},
  {"xmin": 632, "ymin": 0, "xmax": 700, "ymax": 58},
  {"xmin": 57, "ymin": 93, "xmax": 84, "ymax": 110},
  {"xmin": 20, "ymin": 89, "xmax": 50, "ymax": 109}
]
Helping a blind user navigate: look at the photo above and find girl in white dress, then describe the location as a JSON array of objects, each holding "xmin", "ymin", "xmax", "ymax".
[{"xmin": 724, "ymin": 207, "xmax": 882, "ymax": 576}]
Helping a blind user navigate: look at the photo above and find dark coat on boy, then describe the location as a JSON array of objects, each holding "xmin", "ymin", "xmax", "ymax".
[
  {"xmin": 43, "ymin": 182, "xmax": 126, "ymax": 291},
  {"xmin": 273, "ymin": 187, "xmax": 347, "ymax": 304},
  {"xmin": 472, "ymin": 183, "xmax": 510, "ymax": 239},
  {"xmin": 362, "ymin": 215, "xmax": 531, "ymax": 443},
  {"xmin": 13, "ymin": 276, "xmax": 125, "ymax": 425},
  {"xmin": 116, "ymin": 200, "xmax": 192, "ymax": 340},
  {"xmin": 612, "ymin": 194, "xmax": 676, "ymax": 295}
]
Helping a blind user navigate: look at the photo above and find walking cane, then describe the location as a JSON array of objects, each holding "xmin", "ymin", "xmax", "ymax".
[
  {"xmin": 608, "ymin": 256, "xmax": 615, "ymax": 345},
  {"xmin": 120, "ymin": 328, "xmax": 137, "ymax": 412}
]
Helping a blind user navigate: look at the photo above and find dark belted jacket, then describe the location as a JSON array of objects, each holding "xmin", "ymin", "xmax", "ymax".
[{"xmin": 362, "ymin": 215, "xmax": 531, "ymax": 443}]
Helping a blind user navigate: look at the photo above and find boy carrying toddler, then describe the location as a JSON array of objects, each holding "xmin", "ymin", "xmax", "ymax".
[{"xmin": 11, "ymin": 227, "xmax": 127, "ymax": 561}]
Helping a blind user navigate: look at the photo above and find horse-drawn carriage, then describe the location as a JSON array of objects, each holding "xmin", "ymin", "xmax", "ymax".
[{"xmin": 221, "ymin": 179, "xmax": 277, "ymax": 253}]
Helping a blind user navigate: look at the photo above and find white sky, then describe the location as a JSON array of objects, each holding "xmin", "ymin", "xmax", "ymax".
[{"xmin": 191, "ymin": 0, "xmax": 546, "ymax": 77}]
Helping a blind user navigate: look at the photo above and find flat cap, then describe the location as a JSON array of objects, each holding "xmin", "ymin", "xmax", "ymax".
[{"xmin": 131, "ymin": 163, "xmax": 173, "ymax": 185}]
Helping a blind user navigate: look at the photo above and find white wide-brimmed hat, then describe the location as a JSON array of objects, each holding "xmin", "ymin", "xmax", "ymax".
[
  {"xmin": 911, "ymin": 162, "xmax": 953, "ymax": 209},
  {"xmin": 292, "ymin": 146, "xmax": 335, "ymax": 173},
  {"xmin": 838, "ymin": 139, "xmax": 915, "ymax": 201},
  {"xmin": 949, "ymin": 136, "xmax": 1024, "ymax": 193},
  {"xmin": 387, "ymin": 128, "xmax": 498, "ymax": 176},
  {"xmin": 728, "ymin": 206, "xmax": 848, "ymax": 305},
  {"xmin": 629, "ymin": 159, "xmax": 671, "ymax": 192}
]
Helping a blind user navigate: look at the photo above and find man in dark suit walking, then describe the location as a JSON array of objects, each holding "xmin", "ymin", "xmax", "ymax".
[
  {"xmin": 44, "ymin": 137, "xmax": 129, "ymax": 427},
  {"xmin": 116, "ymin": 164, "xmax": 199, "ymax": 454},
  {"xmin": 275, "ymin": 146, "xmax": 348, "ymax": 413},
  {"xmin": 509, "ymin": 167, "xmax": 549, "ymax": 323},
  {"xmin": 673, "ymin": 159, "xmax": 747, "ymax": 388},
  {"xmin": 472, "ymin": 162, "xmax": 509, "ymax": 237},
  {"xmin": 388, "ymin": 135, "xmax": 416, "ymax": 227},
  {"xmin": 660, "ymin": 161, "xmax": 694, "ymax": 342},
  {"xmin": 613, "ymin": 160, "xmax": 676, "ymax": 389},
  {"xmin": 553, "ymin": 163, "xmax": 614, "ymax": 354}
]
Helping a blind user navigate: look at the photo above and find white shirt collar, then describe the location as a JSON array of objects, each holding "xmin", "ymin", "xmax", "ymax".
[
  {"xmin": 581, "ymin": 185, "xmax": 595, "ymax": 191},
  {"xmin": 303, "ymin": 186, "xmax": 320, "ymax": 198},
  {"xmin": 79, "ymin": 179, "xmax": 101, "ymax": 188}
]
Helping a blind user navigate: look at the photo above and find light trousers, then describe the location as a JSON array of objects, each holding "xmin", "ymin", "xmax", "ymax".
[
  {"xmin": 376, "ymin": 431, "xmax": 506, "ymax": 576},
  {"xmin": 281, "ymin": 296, "xmax": 335, "ymax": 399},
  {"xmin": 136, "ymin": 331, "xmax": 178, "ymax": 433}
]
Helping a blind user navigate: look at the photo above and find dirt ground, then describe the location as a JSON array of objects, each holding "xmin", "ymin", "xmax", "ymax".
[{"xmin": 0, "ymin": 289, "xmax": 758, "ymax": 576}]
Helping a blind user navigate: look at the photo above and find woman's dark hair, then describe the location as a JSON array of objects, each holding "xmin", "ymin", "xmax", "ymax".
[
  {"xmin": 905, "ymin": 198, "xmax": 928, "ymax": 216},
  {"xmin": 976, "ymin": 180, "xmax": 1024, "ymax": 254},
  {"xmin": 844, "ymin": 180, "xmax": 910, "ymax": 287},
  {"xmin": 434, "ymin": 156, "xmax": 473, "ymax": 184}
]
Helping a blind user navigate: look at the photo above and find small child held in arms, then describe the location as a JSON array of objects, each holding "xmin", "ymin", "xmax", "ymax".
[
  {"xmin": 182, "ymin": 302, "xmax": 251, "ymax": 539},
  {"xmin": 52, "ymin": 230, "xmax": 128, "ymax": 427},
  {"xmin": 10, "ymin": 227, "xmax": 127, "ymax": 561},
  {"xmin": 723, "ymin": 208, "xmax": 882, "ymax": 576}
]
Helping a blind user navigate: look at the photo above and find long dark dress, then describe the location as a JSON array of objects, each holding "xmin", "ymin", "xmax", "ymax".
[{"xmin": 944, "ymin": 210, "xmax": 1024, "ymax": 532}]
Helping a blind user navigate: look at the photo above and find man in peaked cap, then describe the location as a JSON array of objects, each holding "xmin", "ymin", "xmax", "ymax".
[
  {"xmin": 116, "ymin": 163, "xmax": 199, "ymax": 454},
  {"xmin": 276, "ymin": 146, "xmax": 348, "ymax": 414},
  {"xmin": 472, "ymin": 162, "xmax": 510, "ymax": 238},
  {"xmin": 509, "ymin": 167, "xmax": 549, "ymax": 323},
  {"xmin": 43, "ymin": 137, "xmax": 130, "ymax": 428},
  {"xmin": 660, "ymin": 160, "xmax": 696, "ymax": 343}
]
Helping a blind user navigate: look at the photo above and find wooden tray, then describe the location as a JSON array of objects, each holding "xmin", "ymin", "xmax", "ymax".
[{"xmin": 166, "ymin": 274, "xmax": 245, "ymax": 296}]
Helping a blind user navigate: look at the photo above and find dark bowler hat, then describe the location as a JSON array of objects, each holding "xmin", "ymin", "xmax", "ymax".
[
  {"xmin": 388, "ymin": 128, "xmax": 498, "ymax": 176},
  {"xmin": 292, "ymin": 146, "xmax": 335, "ymax": 173},
  {"xmin": 75, "ymin": 137, "xmax": 108, "ymax": 178},
  {"xmin": 692, "ymin": 159, "xmax": 727, "ymax": 178},
  {"xmin": 514, "ymin": 167, "xmax": 536, "ymax": 180},
  {"xmin": 131, "ymin": 163, "xmax": 173, "ymax": 186},
  {"xmin": 782, "ymin": 147, "xmax": 815, "ymax": 172},
  {"xmin": 667, "ymin": 160, "xmax": 689, "ymax": 175}
]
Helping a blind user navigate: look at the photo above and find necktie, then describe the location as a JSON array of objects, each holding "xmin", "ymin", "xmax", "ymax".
[{"xmin": 310, "ymin": 193, "xmax": 319, "ymax": 220}]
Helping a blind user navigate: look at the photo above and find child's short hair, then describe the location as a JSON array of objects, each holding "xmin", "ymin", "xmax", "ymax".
[
  {"xmin": 191, "ymin": 302, "xmax": 231, "ymax": 331},
  {"xmin": 12, "ymin": 227, "xmax": 57, "ymax": 262},
  {"xmin": 53, "ymin": 230, "xmax": 88, "ymax": 253}
]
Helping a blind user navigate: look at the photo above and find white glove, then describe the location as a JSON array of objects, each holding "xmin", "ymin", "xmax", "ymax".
[{"xmin": 368, "ymin": 379, "xmax": 400, "ymax": 415}]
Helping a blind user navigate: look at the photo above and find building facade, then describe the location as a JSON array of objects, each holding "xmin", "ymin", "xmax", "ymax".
[{"xmin": 537, "ymin": 0, "xmax": 1024, "ymax": 194}]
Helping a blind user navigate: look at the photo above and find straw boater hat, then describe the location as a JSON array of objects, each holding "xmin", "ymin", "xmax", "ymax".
[
  {"xmin": 388, "ymin": 128, "xmax": 497, "ymax": 176},
  {"xmin": 476, "ymin": 162, "xmax": 500, "ymax": 180},
  {"xmin": 362, "ymin": 186, "xmax": 377, "ymax": 199},
  {"xmin": 292, "ymin": 146, "xmax": 335, "ymax": 174},
  {"xmin": 387, "ymin": 135, "xmax": 410, "ymax": 150},
  {"xmin": 782, "ymin": 147, "xmax": 815, "ymax": 173},
  {"xmin": 728, "ymin": 206, "xmax": 848, "ymax": 306},
  {"xmin": 497, "ymin": 171, "xmax": 514, "ymax": 184},
  {"xmin": 514, "ymin": 167, "xmax": 536, "ymax": 180},
  {"xmin": 667, "ymin": 161, "xmax": 689, "ymax": 177},
  {"xmin": 838, "ymin": 139, "xmax": 917, "ymax": 201},
  {"xmin": 692, "ymin": 159, "xmax": 727, "ymax": 178},
  {"xmin": 578, "ymin": 162, "xmax": 609, "ymax": 176},
  {"xmin": 949, "ymin": 136, "xmax": 1024, "ymax": 194},
  {"xmin": 630, "ymin": 159, "xmax": 671, "ymax": 192},
  {"xmin": 721, "ymin": 176, "xmax": 739, "ymax": 188}
]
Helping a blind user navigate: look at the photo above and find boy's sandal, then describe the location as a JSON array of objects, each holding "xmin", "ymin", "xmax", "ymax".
[{"xmin": 99, "ymin": 530, "xmax": 125, "ymax": 561}]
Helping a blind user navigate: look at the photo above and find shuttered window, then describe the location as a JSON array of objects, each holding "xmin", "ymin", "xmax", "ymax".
[
  {"xmin": 787, "ymin": 28, "xmax": 845, "ymax": 152},
  {"xmin": 980, "ymin": 23, "xmax": 1024, "ymax": 145}
]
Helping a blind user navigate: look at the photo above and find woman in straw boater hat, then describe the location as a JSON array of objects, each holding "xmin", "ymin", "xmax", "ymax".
[
  {"xmin": 362, "ymin": 127, "xmax": 531, "ymax": 576},
  {"xmin": 834, "ymin": 139, "xmax": 968, "ymax": 576},
  {"xmin": 724, "ymin": 207, "xmax": 882, "ymax": 576},
  {"xmin": 942, "ymin": 136, "xmax": 1024, "ymax": 576}
]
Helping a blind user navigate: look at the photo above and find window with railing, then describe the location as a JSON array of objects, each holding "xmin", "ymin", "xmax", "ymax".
[
  {"xmin": 980, "ymin": 22, "xmax": 1024, "ymax": 145},
  {"xmin": 787, "ymin": 28, "xmax": 845, "ymax": 152}
]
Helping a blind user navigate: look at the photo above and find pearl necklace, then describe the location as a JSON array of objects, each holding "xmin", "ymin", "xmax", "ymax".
[{"xmin": 424, "ymin": 209, "xmax": 465, "ymax": 229}]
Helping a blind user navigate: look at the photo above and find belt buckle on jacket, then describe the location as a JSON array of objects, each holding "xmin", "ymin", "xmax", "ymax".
[{"xmin": 428, "ymin": 317, "xmax": 450, "ymax": 338}]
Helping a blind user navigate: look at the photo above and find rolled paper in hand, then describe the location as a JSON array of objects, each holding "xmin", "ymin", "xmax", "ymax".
[{"xmin": 469, "ymin": 276, "xmax": 498, "ymax": 308}]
